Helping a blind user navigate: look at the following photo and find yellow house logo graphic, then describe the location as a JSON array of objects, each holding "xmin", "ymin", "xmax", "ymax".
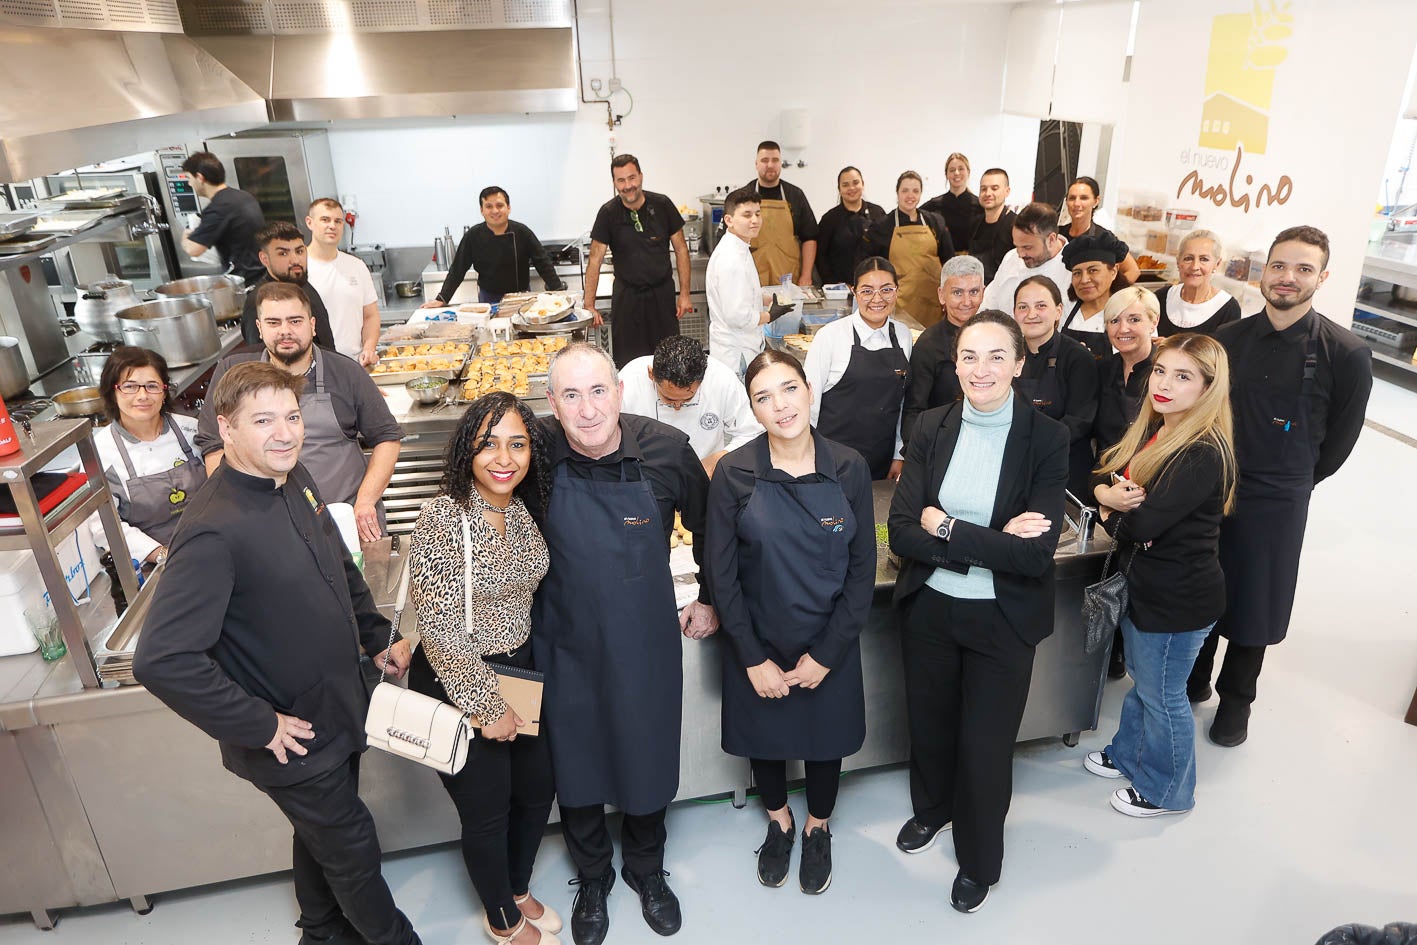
[{"xmin": 1198, "ymin": 2, "xmax": 1294, "ymax": 155}]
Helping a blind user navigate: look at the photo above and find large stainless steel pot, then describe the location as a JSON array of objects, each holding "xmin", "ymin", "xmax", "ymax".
[
  {"xmin": 74, "ymin": 279, "xmax": 141, "ymax": 342},
  {"xmin": 0, "ymin": 336, "xmax": 27, "ymax": 398},
  {"xmin": 115, "ymin": 298, "xmax": 220, "ymax": 367},
  {"xmin": 155, "ymin": 274, "xmax": 246, "ymax": 323}
]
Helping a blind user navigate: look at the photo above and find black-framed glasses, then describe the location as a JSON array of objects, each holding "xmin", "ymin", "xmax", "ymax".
[
  {"xmin": 116, "ymin": 381, "xmax": 167, "ymax": 395},
  {"xmin": 630, "ymin": 209, "xmax": 643, "ymax": 233}
]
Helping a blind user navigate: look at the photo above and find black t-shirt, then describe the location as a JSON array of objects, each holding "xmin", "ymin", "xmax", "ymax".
[
  {"xmin": 187, "ymin": 187, "xmax": 266, "ymax": 283},
  {"xmin": 859, "ymin": 209, "xmax": 956, "ymax": 265},
  {"xmin": 816, "ymin": 202, "xmax": 886, "ymax": 286},
  {"xmin": 920, "ymin": 190, "xmax": 980, "ymax": 253},
  {"xmin": 239, "ymin": 274, "xmax": 337, "ymax": 350},
  {"xmin": 590, "ymin": 191, "xmax": 684, "ymax": 288},
  {"xmin": 743, "ymin": 180, "xmax": 818, "ymax": 242},
  {"xmin": 969, "ymin": 209, "xmax": 1018, "ymax": 283}
]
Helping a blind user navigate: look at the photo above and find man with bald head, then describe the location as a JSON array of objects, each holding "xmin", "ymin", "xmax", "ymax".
[{"xmin": 532, "ymin": 343, "xmax": 718, "ymax": 945}]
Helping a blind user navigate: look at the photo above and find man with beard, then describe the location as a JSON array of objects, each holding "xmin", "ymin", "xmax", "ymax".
[
  {"xmin": 739, "ymin": 140, "xmax": 818, "ymax": 288},
  {"xmin": 198, "ymin": 282, "xmax": 402, "ymax": 542},
  {"xmin": 1187, "ymin": 226, "xmax": 1372, "ymax": 747},
  {"xmin": 900, "ymin": 254, "xmax": 987, "ymax": 446},
  {"xmin": 967, "ymin": 169, "xmax": 1017, "ymax": 282},
  {"xmin": 239, "ymin": 221, "xmax": 337, "ymax": 351}
]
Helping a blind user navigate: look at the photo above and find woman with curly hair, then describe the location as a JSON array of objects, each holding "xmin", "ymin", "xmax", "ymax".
[{"xmin": 407, "ymin": 392, "xmax": 560, "ymax": 945}]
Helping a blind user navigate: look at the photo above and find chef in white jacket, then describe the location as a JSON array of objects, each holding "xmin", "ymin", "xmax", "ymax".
[
  {"xmin": 707, "ymin": 188, "xmax": 792, "ymax": 375},
  {"xmin": 621, "ymin": 335, "xmax": 763, "ymax": 477}
]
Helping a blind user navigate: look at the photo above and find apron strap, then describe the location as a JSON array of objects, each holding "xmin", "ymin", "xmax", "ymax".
[
  {"xmin": 164, "ymin": 414, "xmax": 199, "ymax": 464},
  {"xmin": 886, "ymin": 321, "xmax": 901, "ymax": 350},
  {"xmin": 110, "ymin": 425, "xmax": 139, "ymax": 479},
  {"xmin": 1300, "ymin": 314, "xmax": 1321, "ymax": 400}
]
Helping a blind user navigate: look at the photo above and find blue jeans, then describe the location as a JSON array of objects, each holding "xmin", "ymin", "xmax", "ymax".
[{"xmin": 1106, "ymin": 614, "xmax": 1213, "ymax": 811}]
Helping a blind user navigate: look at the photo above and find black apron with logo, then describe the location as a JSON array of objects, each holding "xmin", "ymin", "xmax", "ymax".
[
  {"xmin": 1017, "ymin": 332, "xmax": 1094, "ymax": 498},
  {"xmin": 531, "ymin": 458, "xmax": 682, "ymax": 814},
  {"xmin": 610, "ymin": 205, "xmax": 678, "ymax": 368},
  {"xmin": 817, "ymin": 323, "xmax": 910, "ymax": 480},
  {"xmin": 1216, "ymin": 317, "xmax": 1321, "ymax": 647},
  {"xmin": 110, "ymin": 416, "xmax": 207, "ymax": 546},
  {"xmin": 720, "ymin": 472, "xmax": 865, "ymax": 761}
]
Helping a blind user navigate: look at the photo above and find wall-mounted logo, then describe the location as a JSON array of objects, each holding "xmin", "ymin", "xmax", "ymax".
[{"xmin": 1198, "ymin": 2, "xmax": 1293, "ymax": 155}]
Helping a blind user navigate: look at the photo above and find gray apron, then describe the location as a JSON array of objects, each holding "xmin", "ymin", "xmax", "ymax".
[
  {"xmin": 110, "ymin": 415, "xmax": 207, "ymax": 546},
  {"xmin": 268, "ymin": 348, "xmax": 384, "ymax": 531}
]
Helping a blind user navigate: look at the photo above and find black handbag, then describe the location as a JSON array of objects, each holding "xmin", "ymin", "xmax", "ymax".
[{"xmin": 1081, "ymin": 529, "xmax": 1137, "ymax": 656}]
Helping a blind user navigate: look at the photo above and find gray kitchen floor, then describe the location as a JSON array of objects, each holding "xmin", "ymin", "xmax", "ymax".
[{"xmin": 3, "ymin": 380, "xmax": 1415, "ymax": 945}]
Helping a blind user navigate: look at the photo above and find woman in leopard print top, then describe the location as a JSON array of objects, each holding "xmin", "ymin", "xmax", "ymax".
[{"xmin": 407, "ymin": 392, "xmax": 559, "ymax": 945}]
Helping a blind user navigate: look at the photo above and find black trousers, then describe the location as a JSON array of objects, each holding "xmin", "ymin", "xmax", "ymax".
[
  {"xmin": 257, "ymin": 755, "xmax": 419, "ymax": 945},
  {"xmin": 1188, "ymin": 629, "xmax": 1268, "ymax": 706},
  {"xmin": 409, "ymin": 645, "xmax": 555, "ymax": 932},
  {"xmin": 901, "ymin": 588, "xmax": 1035, "ymax": 886},
  {"xmin": 750, "ymin": 758, "xmax": 843, "ymax": 820},
  {"xmin": 559, "ymin": 804, "xmax": 667, "ymax": 879},
  {"xmin": 609, "ymin": 282, "xmax": 678, "ymax": 369}
]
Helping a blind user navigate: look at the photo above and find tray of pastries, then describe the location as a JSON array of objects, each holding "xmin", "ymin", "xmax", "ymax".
[{"xmin": 369, "ymin": 341, "xmax": 472, "ymax": 385}]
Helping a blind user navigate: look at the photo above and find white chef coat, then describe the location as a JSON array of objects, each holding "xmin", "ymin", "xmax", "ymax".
[
  {"xmin": 804, "ymin": 311, "xmax": 914, "ymax": 461},
  {"xmin": 706, "ymin": 230, "xmax": 766, "ymax": 373},
  {"xmin": 620, "ymin": 354, "xmax": 764, "ymax": 460},
  {"xmin": 90, "ymin": 413, "xmax": 201, "ymax": 561},
  {"xmin": 307, "ymin": 251, "xmax": 378, "ymax": 360},
  {"xmin": 981, "ymin": 248, "xmax": 1071, "ymax": 315}
]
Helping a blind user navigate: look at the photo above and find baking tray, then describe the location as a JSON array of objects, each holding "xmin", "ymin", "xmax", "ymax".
[
  {"xmin": 0, "ymin": 211, "xmax": 38, "ymax": 237},
  {"xmin": 29, "ymin": 210, "xmax": 109, "ymax": 234},
  {"xmin": 512, "ymin": 292, "xmax": 579, "ymax": 325},
  {"xmin": 0, "ymin": 233, "xmax": 57, "ymax": 255},
  {"xmin": 510, "ymin": 308, "xmax": 594, "ymax": 334}
]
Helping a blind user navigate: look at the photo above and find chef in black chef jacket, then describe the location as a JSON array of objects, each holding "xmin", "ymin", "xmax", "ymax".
[
  {"xmin": 134, "ymin": 361, "xmax": 420, "ymax": 945},
  {"xmin": 583, "ymin": 155, "xmax": 694, "ymax": 368},
  {"xmin": 1187, "ymin": 226, "xmax": 1372, "ymax": 747},
  {"xmin": 706, "ymin": 348, "xmax": 874, "ymax": 894},
  {"xmin": 1010, "ymin": 274, "xmax": 1099, "ymax": 501},
  {"xmin": 531, "ymin": 343, "xmax": 717, "ymax": 944},
  {"xmin": 901, "ymin": 255, "xmax": 987, "ymax": 445},
  {"xmin": 423, "ymin": 186, "xmax": 565, "ymax": 306}
]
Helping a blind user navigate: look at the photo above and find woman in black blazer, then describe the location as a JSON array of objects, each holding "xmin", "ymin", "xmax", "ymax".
[{"xmin": 887, "ymin": 309, "xmax": 1069, "ymax": 914}]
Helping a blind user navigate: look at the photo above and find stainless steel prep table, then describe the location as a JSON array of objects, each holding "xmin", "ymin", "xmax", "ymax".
[{"xmin": 0, "ymin": 479, "xmax": 1107, "ymax": 928}]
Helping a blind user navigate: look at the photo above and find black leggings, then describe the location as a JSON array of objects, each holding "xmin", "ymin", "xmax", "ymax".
[
  {"xmin": 750, "ymin": 758, "xmax": 843, "ymax": 821},
  {"xmin": 408, "ymin": 644, "xmax": 554, "ymax": 932}
]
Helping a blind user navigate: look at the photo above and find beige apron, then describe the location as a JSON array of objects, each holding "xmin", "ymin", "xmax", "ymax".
[
  {"xmin": 750, "ymin": 184, "xmax": 801, "ymax": 286},
  {"xmin": 889, "ymin": 210, "xmax": 943, "ymax": 329}
]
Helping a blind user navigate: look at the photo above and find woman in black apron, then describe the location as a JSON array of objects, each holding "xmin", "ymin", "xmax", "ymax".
[
  {"xmin": 1060, "ymin": 230, "xmax": 1132, "ymax": 360},
  {"xmin": 1011, "ymin": 276, "xmax": 1099, "ymax": 502},
  {"xmin": 808, "ymin": 257, "xmax": 911, "ymax": 481},
  {"xmin": 96, "ymin": 346, "xmax": 206, "ymax": 566},
  {"xmin": 706, "ymin": 349, "xmax": 874, "ymax": 896}
]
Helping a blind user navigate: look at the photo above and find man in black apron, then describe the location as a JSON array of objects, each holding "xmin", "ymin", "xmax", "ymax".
[
  {"xmin": 582, "ymin": 155, "xmax": 694, "ymax": 368},
  {"xmin": 532, "ymin": 344, "xmax": 717, "ymax": 945},
  {"xmin": 197, "ymin": 282, "xmax": 403, "ymax": 543},
  {"xmin": 1188, "ymin": 226, "xmax": 1372, "ymax": 747}
]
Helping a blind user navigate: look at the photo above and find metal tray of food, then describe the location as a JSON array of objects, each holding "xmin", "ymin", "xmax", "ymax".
[
  {"xmin": 510, "ymin": 308, "xmax": 594, "ymax": 334},
  {"xmin": 0, "ymin": 211, "xmax": 38, "ymax": 237},
  {"xmin": 377, "ymin": 322, "xmax": 478, "ymax": 344},
  {"xmin": 42, "ymin": 187, "xmax": 126, "ymax": 206},
  {"xmin": 0, "ymin": 232, "xmax": 57, "ymax": 255},
  {"xmin": 513, "ymin": 292, "xmax": 579, "ymax": 325},
  {"xmin": 29, "ymin": 209, "xmax": 109, "ymax": 234}
]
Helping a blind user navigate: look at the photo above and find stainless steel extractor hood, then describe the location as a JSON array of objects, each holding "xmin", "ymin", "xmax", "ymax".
[
  {"xmin": 0, "ymin": 5, "xmax": 267, "ymax": 183},
  {"xmin": 177, "ymin": 0, "xmax": 578, "ymax": 122}
]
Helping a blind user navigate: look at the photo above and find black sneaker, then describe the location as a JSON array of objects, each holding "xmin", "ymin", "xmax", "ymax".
[
  {"xmin": 620, "ymin": 867, "xmax": 681, "ymax": 936},
  {"xmin": 950, "ymin": 870, "xmax": 990, "ymax": 913},
  {"xmin": 568, "ymin": 870, "xmax": 614, "ymax": 945},
  {"xmin": 754, "ymin": 814, "xmax": 795, "ymax": 887},
  {"xmin": 1209, "ymin": 700, "xmax": 1250, "ymax": 747},
  {"xmin": 1083, "ymin": 750, "xmax": 1125, "ymax": 779},
  {"xmin": 894, "ymin": 817, "xmax": 949, "ymax": 854},
  {"xmin": 798, "ymin": 825, "xmax": 832, "ymax": 895},
  {"xmin": 1110, "ymin": 786, "xmax": 1188, "ymax": 818}
]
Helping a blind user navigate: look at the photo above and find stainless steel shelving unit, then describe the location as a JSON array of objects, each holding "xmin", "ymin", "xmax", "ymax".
[{"xmin": 1358, "ymin": 250, "xmax": 1417, "ymax": 380}]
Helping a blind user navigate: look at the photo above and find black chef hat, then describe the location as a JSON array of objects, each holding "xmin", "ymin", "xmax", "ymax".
[{"xmin": 1062, "ymin": 230, "xmax": 1129, "ymax": 270}]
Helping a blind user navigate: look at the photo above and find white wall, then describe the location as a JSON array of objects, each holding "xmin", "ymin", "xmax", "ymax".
[
  {"xmin": 1111, "ymin": 0, "xmax": 1417, "ymax": 325},
  {"xmin": 324, "ymin": 0, "xmax": 1040, "ymax": 247}
]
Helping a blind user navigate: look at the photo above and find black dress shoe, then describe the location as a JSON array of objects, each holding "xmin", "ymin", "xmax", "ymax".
[
  {"xmin": 950, "ymin": 870, "xmax": 990, "ymax": 914},
  {"xmin": 620, "ymin": 867, "xmax": 681, "ymax": 937},
  {"xmin": 569, "ymin": 870, "xmax": 614, "ymax": 945},
  {"xmin": 1187, "ymin": 681, "xmax": 1213, "ymax": 704},
  {"xmin": 1209, "ymin": 700, "xmax": 1250, "ymax": 747},
  {"xmin": 895, "ymin": 816, "xmax": 949, "ymax": 854}
]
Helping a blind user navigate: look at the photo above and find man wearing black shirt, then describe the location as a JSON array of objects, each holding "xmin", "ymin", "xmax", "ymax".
[
  {"xmin": 180, "ymin": 151, "xmax": 266, "ymax": 284},
  {"xmin": 425, "ymin": 186, "xmax": 565, "ymax": 306},
  {"xmin": 968, "ymin": 169, "xmax": 1018, "ymax": 283},
  {"xmin": 134, "ymin": 361, "xmax": 420, "ymax": 945},
  {"xmin": 531, "ymin": 343, "xmax": 717, "ymax": 945},
  {"xmin": 742, "ymin": 141, "xmax": 818, "ymax": 287},
  {"xmin": 901, "ymin": 255, "xmax": 986, "ymax": 445},
  {"xmin": 1188, "ymin": 226, "xmax": 1372, "ymax": 747},
  {"xmin": 239, "ymin": 221, "xmax": 337, "ymax": 350},
  {"xmin": 583, "ymin": 155, "xmax": 693, "ymax": 368}
]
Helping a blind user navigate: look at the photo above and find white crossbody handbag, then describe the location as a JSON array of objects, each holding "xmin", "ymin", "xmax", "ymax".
[{"xmin": 363, "ymin": 517, "xmax": 478, "ymax": 775}]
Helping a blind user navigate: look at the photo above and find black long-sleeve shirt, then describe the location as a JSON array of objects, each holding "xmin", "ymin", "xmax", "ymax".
[
  {"xmin": 859, "ymin": 209, "xmax": 956, "ymax": 265},
  {"xmin": 1097, "ymin": 440, "xmax": 1227, "ymax": 634},
  {"xmin": 1095, "ymin": 351, "xmax": 1152, "ymax": 454},
  {"xmin": 816, "ymin": 201, "xmax": 886, "ymax": 286},
  {"xmin": 901, "ymin": 319, "xmax": 961, "ymax": 447},
  {"xmin": 133, "ymin": 462, "xmax": 390, "ymax": 788},
  {"xmin": 1020, "ymin": 331, "xmax": 1099, "ymax": 446},
  {"xmin": 538, "ymin": 413, "xmax": 712, "ymax": 604},
  {"xmin": 436, "ymin": 220, "xmax": 565, "ymax": 301},
  {"xmin": 920, "ymin": 189, "xmax": 980, "ymax": 253},
  {"xmin": 1216, "ymin": 309, "xmax": 1373, "ymax": 486}
]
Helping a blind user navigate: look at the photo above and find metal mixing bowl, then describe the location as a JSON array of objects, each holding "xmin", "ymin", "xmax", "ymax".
[{"xmin": 405, "ymin": 375, "xmax": 449, "ymax": 404}]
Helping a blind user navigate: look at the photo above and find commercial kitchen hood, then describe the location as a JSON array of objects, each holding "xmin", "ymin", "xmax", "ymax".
[{"xmin": 178, "ymin": 0, "xmax": 578, "ymax": 122}]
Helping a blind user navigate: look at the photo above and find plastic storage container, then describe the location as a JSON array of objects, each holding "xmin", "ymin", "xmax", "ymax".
[{"xmin": 0, "ymin": 524, "xmax": 98, "ymax": 656}]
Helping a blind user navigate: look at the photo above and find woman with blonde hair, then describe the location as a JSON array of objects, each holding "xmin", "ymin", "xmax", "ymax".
[{"xmin": 1083, "ymin": 333, "xmax": 1237, "ymax": 817}]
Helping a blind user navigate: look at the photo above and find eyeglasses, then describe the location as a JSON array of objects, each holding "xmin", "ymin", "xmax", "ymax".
[
  {"xmin": 629, "ymin": 209, "xmax": 644, "ymax": 233},
  {"xmin": 854, "ymin": 286, "xmax": 898, "ymax": 300},
  {"xmin": 117, "ymin": 381, "xmax": 167, "ymax": 395}
]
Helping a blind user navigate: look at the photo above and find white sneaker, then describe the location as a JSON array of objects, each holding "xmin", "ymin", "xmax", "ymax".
[
  {"xmin": 1110, "ymin": 787, "xmax": 1188, "ymax": 818},
  {"xmin": 1084, "ymin": 750, "xmax": 1125, "ymax": 779}
]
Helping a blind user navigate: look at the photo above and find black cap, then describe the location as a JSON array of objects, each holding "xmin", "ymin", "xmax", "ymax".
[{"xmin": 1062, "ymin": 230, "xmax": 1129, "ymax": 270}]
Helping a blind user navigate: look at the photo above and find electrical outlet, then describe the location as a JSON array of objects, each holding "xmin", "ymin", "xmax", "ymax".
[
  {"xmin": 608, "ymin": 77, "xmax": 622, "ymax": 92},
  {"xmin": 590, "ymin": 77, "xmax": 603, "ymax": 94}
]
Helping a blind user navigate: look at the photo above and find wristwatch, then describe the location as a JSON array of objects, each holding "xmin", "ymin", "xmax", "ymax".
[{"xmin": 935, "ymin": 515, "xmax": 955, "ymax": 541}]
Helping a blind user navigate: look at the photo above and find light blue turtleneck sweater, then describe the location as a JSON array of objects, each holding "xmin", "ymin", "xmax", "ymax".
[{"xmin": 925, "ymin": 393, "xmax": 1014, "ymax": 599}]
